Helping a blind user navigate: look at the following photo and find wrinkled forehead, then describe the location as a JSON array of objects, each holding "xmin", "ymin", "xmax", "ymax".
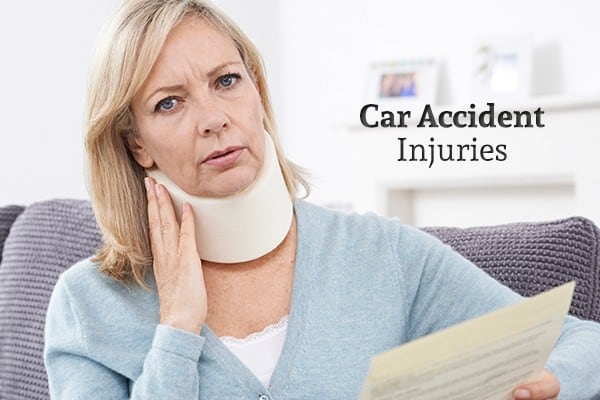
[
  {"xmin": 161, "ymin": 18, "xmax": 239, "ymax": 67},
  {"xmin": 135, "ymin": 18, "xmax": 244, "ymax": 94},
  {"xmin": 156, "ymin": 16, "xmax": 250, "ymax": 77}
]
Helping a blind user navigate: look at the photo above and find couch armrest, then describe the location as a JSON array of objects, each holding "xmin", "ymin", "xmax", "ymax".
[
  {"xmin": 0, "ymin": 205, "xmax": 25, "ymax": 264},
  {"xmin": 0, "ymin": 199, "xmax": 101, "ymax": 399},
  {"xmin": 423, "ymin": 216, "xmax": 600, "ymax": 323}
]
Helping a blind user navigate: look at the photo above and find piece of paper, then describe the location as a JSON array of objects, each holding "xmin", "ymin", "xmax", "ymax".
[{"xmin": 359, "ymin": 281, "xmax": 575, "ymax": 400}]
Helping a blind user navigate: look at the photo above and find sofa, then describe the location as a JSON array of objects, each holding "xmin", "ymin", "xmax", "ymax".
[{"xmin": 0, "ymin": 199, "xmax": 599, "ymax": 400}]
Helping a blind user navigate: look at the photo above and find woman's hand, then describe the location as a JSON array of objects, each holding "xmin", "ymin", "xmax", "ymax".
[
  {"xmin": 145, "ymin": 177, "xmax": 207, "ymax": 334},
  {"xmin": 513, "ymin": 369, "xmax": 560, "ymax": 400}
]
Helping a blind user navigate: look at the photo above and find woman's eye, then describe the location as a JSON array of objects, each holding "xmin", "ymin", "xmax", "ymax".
[
  {"xmin": 154, "ymin": 97, "xmax": 179, "ymax": 112},
  {"xmin": 218, "ymin": 73, "xmax": 241, "ymax": 88}
]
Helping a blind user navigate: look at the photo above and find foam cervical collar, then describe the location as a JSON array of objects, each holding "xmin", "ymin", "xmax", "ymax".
[{"xmin": 146, "ymin": 131, "xmax": 293, "ymax": 263}]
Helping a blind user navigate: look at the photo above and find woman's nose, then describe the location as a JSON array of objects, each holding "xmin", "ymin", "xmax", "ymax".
[{"xmin": 196, "ymin": 99, "xmax": 230, "ymax": 136}]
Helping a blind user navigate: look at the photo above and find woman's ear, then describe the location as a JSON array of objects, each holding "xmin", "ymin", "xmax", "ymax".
[{"xmin": 125, "ymin": 133, "xmax": 155, "ymax": 168}]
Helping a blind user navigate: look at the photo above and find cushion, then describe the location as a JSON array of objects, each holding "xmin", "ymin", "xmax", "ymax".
[
  {"xmin": 0, "ymin": 205, "xmax": 25, "ymax": 264},
  {"xmin": 0, "ymin": 199, "xmax": 101, "ymax": 400},
  {"xmin": 423, "ymin": 216, "xmax": 600, "ymax": 323}
]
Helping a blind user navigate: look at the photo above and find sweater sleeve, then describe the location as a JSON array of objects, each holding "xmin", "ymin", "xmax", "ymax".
[
  {"xmin": 545, "ymin": 316, "xmax": 600, "ymax": 399},
  {"xmin": 396, "ymin": 227, "xmax": 600, "ymax": 399},
  {"xmin": 44, "ymin": 276, "xmax": 204, "ymax": 399}
]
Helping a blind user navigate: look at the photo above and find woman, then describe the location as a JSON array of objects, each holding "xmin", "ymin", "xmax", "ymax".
[{"xmin": 44, "ymin": 0, "xmax": 600, "ymax": 399}]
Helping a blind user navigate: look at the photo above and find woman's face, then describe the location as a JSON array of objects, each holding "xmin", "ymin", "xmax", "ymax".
[{"xmin": 130, "ymin": 17, "xmax": 265, "ymax": 198}]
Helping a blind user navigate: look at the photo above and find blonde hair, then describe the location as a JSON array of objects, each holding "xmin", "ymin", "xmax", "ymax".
[{"xmin": 85, "ymin": 0, "xmax": 308, "ymax": 286}]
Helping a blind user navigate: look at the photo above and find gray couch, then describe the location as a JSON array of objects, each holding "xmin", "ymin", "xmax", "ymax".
[{"xmin": 0, "ymin": 199, "xmax": 599, "ymax": 400}]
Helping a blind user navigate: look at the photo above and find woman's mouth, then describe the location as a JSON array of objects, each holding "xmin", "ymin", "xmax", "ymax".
[{"xmin": 202, "ymin": 147, "xmax": 244, "ymax": 167}]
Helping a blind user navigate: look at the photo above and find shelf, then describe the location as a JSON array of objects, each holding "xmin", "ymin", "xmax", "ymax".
[
  {"xmin": 377, "ymin": 174, "xmax": 574, "ymax": 191},
  {"xmin": 380, "ymin": 175, "xmax": 576, "ymax": 226},
  {"xmin": 484, "ymin": 92, "xmax": 600, "ymax": 113}
]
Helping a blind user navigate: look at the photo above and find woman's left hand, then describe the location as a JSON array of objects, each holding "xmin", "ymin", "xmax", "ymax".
[{"xmin": 512, "ymin": 369, "xmax": 560, "ymax": 400}]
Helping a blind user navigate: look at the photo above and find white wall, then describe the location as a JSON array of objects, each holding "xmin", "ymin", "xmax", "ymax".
[
  {"xmin": 0, "ymin": 0, "xmax": 123, "ymax": 205},
  {"xmin": 276, "ymin": 0, "xmax": 600, "ymax": 225}
]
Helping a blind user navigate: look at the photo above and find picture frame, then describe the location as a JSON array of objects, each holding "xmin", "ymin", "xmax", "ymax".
[
  {"xmin": 366, "ymin": 59, "xmax": 440, "ymax": 111},
  {"xmin": 471, "ymin": 34, "xmax": 533, "ymax": 101}
]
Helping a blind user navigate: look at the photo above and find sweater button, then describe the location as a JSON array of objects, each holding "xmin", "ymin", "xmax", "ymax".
[{"xmin": 258, "ymin": 395, "xmax": 269, "ymax": 400}]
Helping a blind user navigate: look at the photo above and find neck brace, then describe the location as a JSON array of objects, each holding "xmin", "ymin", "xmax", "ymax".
[{"xmin": 146, "ymin": 131, "xmax": 293, "ymax": 263}]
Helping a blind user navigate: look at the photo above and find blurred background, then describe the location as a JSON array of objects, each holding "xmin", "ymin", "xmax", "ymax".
[{"xmin": 1, "ymin": 0, "xmax": 599, "ymax": 227}]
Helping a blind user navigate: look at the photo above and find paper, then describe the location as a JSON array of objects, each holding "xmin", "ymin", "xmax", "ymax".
[{"xmin": 359, "ymin": 281, "xmax": 575, "ymax": 400}]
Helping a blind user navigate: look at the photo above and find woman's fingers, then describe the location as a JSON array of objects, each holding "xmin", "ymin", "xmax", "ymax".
[
  {"xmin": 513, "ymin": 369, "xmax": 560, "ymax": 400},
  {"xmin": 144, "ymin": 177, "xmax": 207, "ymax": 333},
  {"xmin": 145, "ymin": 177, "xmax": 182, "ymax": 260},
  {"xmin": 154, "ymin": 182, "xmax": 180, "ymax": 259},
  {"xmin": 144, "ymin": 177, "xmax": 164, "ymax": 258},
  {"xmin": 179, "ymin": 202, "xmax": 198, "ymax": 257}
]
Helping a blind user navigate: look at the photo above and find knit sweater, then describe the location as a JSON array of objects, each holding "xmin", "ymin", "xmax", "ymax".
[{"xmin": 44, "ymin": 200, "xmax": 600, "ymax": 399}]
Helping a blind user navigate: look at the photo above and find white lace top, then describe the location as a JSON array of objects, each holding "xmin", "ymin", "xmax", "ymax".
[{"xmin": 219, "ymin": 315, "xmax": 289, "ymax": 388}]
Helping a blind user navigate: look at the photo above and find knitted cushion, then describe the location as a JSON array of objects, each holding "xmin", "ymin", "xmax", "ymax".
[
  {"xmin": 0, "ymin": 205, "xmax": 25, "ymax": 264},
  {"xmin": 0, "ymin": 199, "xmax": 101, "ymax": 400},
  {"xmin": 423, "ymin": 216, "xmax": 600, "ymax": 323}
]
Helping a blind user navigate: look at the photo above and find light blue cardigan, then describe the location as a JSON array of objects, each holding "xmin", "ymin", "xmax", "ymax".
[{"xmin": 44, "ymin": 200, "xmax": 600, "ymax": 399}]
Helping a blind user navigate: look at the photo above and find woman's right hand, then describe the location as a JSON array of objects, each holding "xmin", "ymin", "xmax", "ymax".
[{"xmin": 144, "ymin": 177, "xmax": 207, "ymax": 334}]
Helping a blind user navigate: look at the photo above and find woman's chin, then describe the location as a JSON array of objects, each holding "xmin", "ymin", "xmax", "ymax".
[{"xmin": 199, "ymin": 170, "xmax": 257, "ymax": 198}]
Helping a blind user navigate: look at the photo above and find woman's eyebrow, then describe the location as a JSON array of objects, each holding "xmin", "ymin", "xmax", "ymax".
[
  {"xmin": 206, "ymin": 61, "xmax": 243, "ymax": 77},
  {"xmin": 146, "ymin": 84, "xmax": 185, "ymax": 103}
]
